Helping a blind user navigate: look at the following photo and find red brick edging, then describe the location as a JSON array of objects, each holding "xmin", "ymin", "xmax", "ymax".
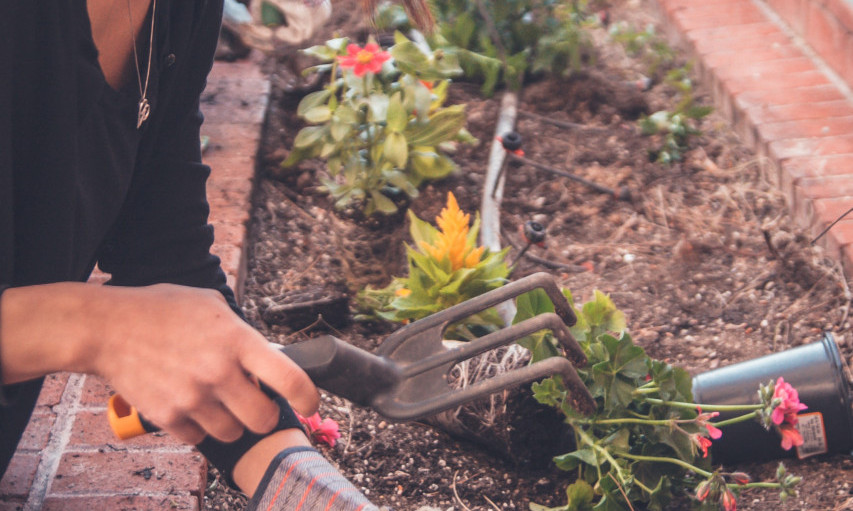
[
  {"xmin": 652, "ymin": 0, "xmax": 853, "ymax": 273},
  {"xmin": 0, "ymin": 55, "xmax": 269, "ymax": 511}
]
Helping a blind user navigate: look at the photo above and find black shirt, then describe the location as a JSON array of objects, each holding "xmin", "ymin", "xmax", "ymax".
[
  {"xmin": 0, "ymin": 0, "xmax": 235, "ymax": 477},
  {"xmin": 1, "ymin": 0, "xmax": 234, "ymax": 299}
]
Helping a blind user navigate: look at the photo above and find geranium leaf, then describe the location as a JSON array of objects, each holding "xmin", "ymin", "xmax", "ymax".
[
  {"xmin": 554, "ymin": 448, "xmax": 598, "ymax": 471},
  {"xmin": 564, "ymin": 480, "xmax": 595, "ymax": 511}
]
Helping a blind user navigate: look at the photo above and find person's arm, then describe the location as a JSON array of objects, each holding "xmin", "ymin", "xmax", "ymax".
[{"xmin": 0, "ymin": 281, "xmax": 319, "ymax": 446}]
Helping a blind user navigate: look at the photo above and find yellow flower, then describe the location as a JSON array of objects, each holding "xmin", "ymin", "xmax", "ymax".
[
  {"xmin": 395, "ymin": 288, "xmax": 412, "ymax": 297},
  {"xmin": 418, "ymin": 192, "xmax": 484, "ymax": 270}
]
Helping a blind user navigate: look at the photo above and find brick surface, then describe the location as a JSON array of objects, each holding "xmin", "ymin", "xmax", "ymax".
[
  {"xmin": 746, "ymin": 100, "xmax": 853, "ymax": 125},
  {"xmin": 0, "ymin": 455, "xmax": 38, "ymax": 499},
  {"xmin": 825, "ymin": 0, "xmax": 853, "ymax": 31},
  {"xmin": 0, "ymin": 500, "xmax": 24, "ymax": 511},
  {"xmin": 672, "ymin": 4, "xmax": 768, "ymax": 31},
  {"xmin": 16, "ymin": 411, "xmax": 56, "ymax": 451},
  {"xmin": 78, "ymin": 375, "xmax": 114, "ymax": 406},
  {"xmin": 42, "ymin": 494, "xmax": 198, "ymax": 511},
  {"xmin": 778, "ymin": 155, "xmax": 853, "ymax": 206},
  {"xmin": 768, "ymin": 134, "xmax": 853, "ymax": 160},
  {"xmin": 805, "ymin": 1, "xmax": 848, "ymax": 78},
  {"xmin": 37, "ymin": 373, "xmax": 70, "ymax": 407},
  {"xmin": 766, "ymin": 0, "xmax": 809, "ymax": 33},
  {"xmin": 690, "ymin": 29, "xmax": 791, "ymax": 56},
  {"xmin": 67, "ymin": 410, "xmax": 188, "ymax": 450},
  {"xmin": 50, "ymin": 452, "xmax": 206, "ymax": 495},
  {"xmin": 758, "ymin": 116, "xmax": 853, "ymax": 144},
  {"xmin": 702, "ymin": 43, "xmax": 803, "ymax": 69},
  {"xmin": 735, "ymin": 84, "xmax": 846, "ymax": 113}
]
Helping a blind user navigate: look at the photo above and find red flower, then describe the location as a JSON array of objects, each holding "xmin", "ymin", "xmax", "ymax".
[
  {"xmin": 777, "ymin": 423, "xmax": 804, "ymax": 451},
  {"xmin": 337, "ymin": 43, "xmax": 391, "ymax": 77},
  {"xmin": 696, "ymin": 407, "xmax": 722, "ymax": 439},
  {"xmin": 721, "ymin": 487, "xmax": 737, "ymax": 511},
  {"xmin": 296, "ymin": 412, "xmax": 341, "ymax": 447},
  {"xmin": 705, "ymin": 422, "xmax": 723, "ymax": 440},
  {"xmin": 692, "ymin": 433, "xmax": 713, "ymax": 458},
  {"xmin": 770, "ymin": 377, "xmax": 807, "ymax": 426}
]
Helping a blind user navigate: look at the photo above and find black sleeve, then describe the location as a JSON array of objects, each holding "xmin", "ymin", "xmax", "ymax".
[{"xmin": 97, "ymin": 0, "xmax": 243, "ymax": 316}]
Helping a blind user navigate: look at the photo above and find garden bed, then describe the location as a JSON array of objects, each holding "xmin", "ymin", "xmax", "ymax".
[{"xmin": 204, "ymin": 0, "xmax": 853, "ymax": 509}]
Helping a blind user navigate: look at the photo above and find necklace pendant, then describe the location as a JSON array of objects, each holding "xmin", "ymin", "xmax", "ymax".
[{"xmin": 137, "ymin": 98, "xmax": 151, "ymax": 129}]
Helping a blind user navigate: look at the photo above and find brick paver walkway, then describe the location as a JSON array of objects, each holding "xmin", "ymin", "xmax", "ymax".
[{"xmin": 4, "ymin": 0, "xmax": 853, "ymax": 508}]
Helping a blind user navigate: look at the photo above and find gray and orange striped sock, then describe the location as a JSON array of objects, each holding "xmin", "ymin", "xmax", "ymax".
[{"xmin": 246, "ymin": 446, "xmax": 382, "ymax": 511}]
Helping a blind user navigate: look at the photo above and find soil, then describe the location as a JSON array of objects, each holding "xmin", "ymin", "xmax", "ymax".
[{"xmin": 204, "ymin": 0, "xmax": 853, "ymax": 509}]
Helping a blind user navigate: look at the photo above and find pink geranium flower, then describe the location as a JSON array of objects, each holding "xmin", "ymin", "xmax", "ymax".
[
  {"xmin": 770, "ymin": 377, "xmax": 807, "ymax": 425},
  {"xmin": 337, "ymin": 43, "xmax": 391, "ymax": 77},
  {"xmin": 696, "ymin": 407, "xmax": 722, "ymax": 439},
  {"xmin": 778, "ymin": 423, "xmax": 804, "ymax": 451},
  {"xmin": 296, "ymin": 412, "xmax": 341, "ymax": 447}
]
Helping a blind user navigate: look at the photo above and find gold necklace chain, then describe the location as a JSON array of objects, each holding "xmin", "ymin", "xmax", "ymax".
[{"xmin": 126, "ymin": 0, "xmax": 157, "ymax": 129}]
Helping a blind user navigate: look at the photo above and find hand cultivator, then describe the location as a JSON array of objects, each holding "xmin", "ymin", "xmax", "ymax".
[{"xmin": 108, "ymin": 272, "xmax": 595, "ymax": 439}]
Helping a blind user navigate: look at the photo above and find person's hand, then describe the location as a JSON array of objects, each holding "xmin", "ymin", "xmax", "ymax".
[{"xmin": 88, "ymin": 284, "xmax": 319, "ymax": 445}]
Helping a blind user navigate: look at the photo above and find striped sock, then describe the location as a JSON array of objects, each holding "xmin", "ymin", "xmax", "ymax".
[{"xmin": 247, "ymin": 447, "xmax": 381, "ymax": 511}]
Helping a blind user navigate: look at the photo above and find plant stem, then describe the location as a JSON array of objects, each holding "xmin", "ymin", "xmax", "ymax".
[
  {"xmin": 712, "ymin": 411, "xmax": 758, "ymax": 428},
  {"xmin": 633, "ymin": 387, "xmax": 660, "ymax": 395},
  {"xmin": 585, "ymin": 417, "xmax": 673, "ymax": 427},
  {"xmin": 633, "ymin": 478, "xmax": 654, "ymax": 495},
  {"xmin": 576, "ymin": 427, "xmax": 629, "ymax": 484},
  {"xmin": 617, "ymin": 452, "xmax": 712, "ymax": 478},
  {"xmin": 644, "ymin": 398, "xmax": 762, "ymax": 412},
  {"xmin": 731, "ymin": 482, "xmax": 783, "ymax": 490}
]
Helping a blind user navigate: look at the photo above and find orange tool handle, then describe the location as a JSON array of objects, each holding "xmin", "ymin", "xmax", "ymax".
[{"xmin": 107, "ymin": 394, "xmax": 160, "ymax": 439}]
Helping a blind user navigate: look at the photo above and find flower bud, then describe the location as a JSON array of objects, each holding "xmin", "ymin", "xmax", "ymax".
[
  {"xmin": 720, "ymin": 488, "xmax": 737, "ymax": 511},
  {"xmin": 775, "ymin": 462, "xmax": 787, "ymax": 480},
  {"xmin": 729, "ymin": 472, "xmax": 751, "ymax": 485},
  {"xmin": 785, "ymin": 475, "xmax": 802, "ymax": 487},
  {"xmin": 695, "ymin": 480, "xmax": 711, "ymax": 501}
]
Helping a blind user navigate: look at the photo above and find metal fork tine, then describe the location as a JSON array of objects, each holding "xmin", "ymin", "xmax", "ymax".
[
  {"xmin": 374, "ymin": 357, "xmax": 595, "ymax": 420},
  {"xmin": 377, "ymin": 272, "xmax": 576, "ymax": 358},
  {"xmin": 402, "ymin": 313, "xmax": 586, "ymax": 377}
]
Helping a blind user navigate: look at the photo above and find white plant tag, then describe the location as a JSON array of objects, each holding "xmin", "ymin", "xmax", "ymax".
[{"xmin": 795, "ymin": 412, "xmax": 828, "ymax": 459}]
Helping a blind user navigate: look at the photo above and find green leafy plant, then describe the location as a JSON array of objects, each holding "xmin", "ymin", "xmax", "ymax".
[
  {"xmin": 356, "ymin": 192, "xmax": 510, "ymax": 338},
  {"xmin": 283, "ymin": 34, "xmax": 476, "ymax": 216},
  {"xmin": 516, "ymin": 288, "xmax": 803, "ymax": 511},
  {"xmin": 608, "ymin": 21, "xmax": 675, "ymax": 81},
  {"xmin": 374, "ymin": 0, "xmax": 598, "ymax": 96},
  {"xmin": 639, "ymin": 64, "xmax": 713, "ymax": 164}
]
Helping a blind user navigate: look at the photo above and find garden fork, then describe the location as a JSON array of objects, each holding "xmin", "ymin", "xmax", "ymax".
[{"xmin": 108, "ymin": 272, "xmax": 596, "ymax": 438}]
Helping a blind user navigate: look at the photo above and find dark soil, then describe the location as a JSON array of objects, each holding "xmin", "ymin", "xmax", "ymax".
[{"xmin": 204, "ymin": 1, "xmax": 853, "ymax": 509}]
